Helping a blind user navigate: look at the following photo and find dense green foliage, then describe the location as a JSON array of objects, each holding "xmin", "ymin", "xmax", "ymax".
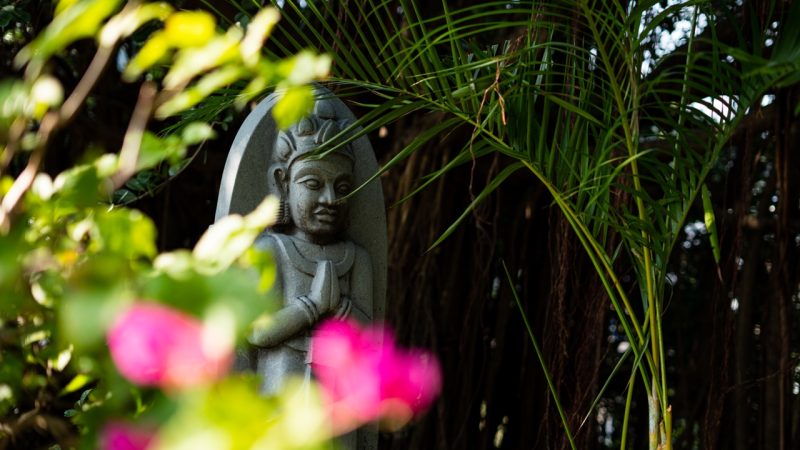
[
  {"xmin": 261, "ymin": 0, "xmax": 800, "ymax": 448},
  {"xmin": 0, "ymin": 1, "xmax": 331, "ymax": 448}
]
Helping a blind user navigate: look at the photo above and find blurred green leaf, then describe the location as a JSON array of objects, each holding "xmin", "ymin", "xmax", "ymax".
[
  {"xmin": 143, "ymin": 261, "xmax": 275, "ymax": 337},
  {"xmin": 137, "ymin": 133, "xmax": 185, "ymax": 172},
  {"xmin": 163, "ymin": 10, "xmax": 216, "ymax": 49},
  {"xmin": 59, "ymin": 287, "xmax": 128, "ymax": 352},
  {"xmin": 192, "ymin": 196, "xmax": 278, "ymax": 272},
  {"xmin": 15, "ymin": 0, "xmax": 122, "ymax": 70},
  {"xmin": 276, "ymin": 50, "xmax": 331, "ymax": 85},
  {"xmin": 99, "ymin": 2, "xmax": 173, "ymax": 48},
  {"xmin": 163, "ymin": 27, "xmax": 242, "ymax": 90},
  {"xmin": 52, "ymin": 158, "xmax": 115, "ymax": 207},
  {"xmin": 0, "ymin": 79, "xmax": 31, "ymax": 128},
  {"xmin": 50, "ymin": 345, "xmax": 73, "ymax": 371},
  {"xmin": 272, "ymin": 85, "xmax": 314, "ymax": 129},
  {"xmin": 701, "ymin": 184, "xmax": 720, "ymax": 264},
  {"xmin": 30, "ymin": 270, "xmax": 64, "ymax": 308},
  {"xmin": 240, "ymin": 7, "xmax": 280, "ymax": 67},
  {"xmin": 151, "ymin": 377, "xmax": 329, "ymax": 450},
  {"xmin": 123, "ymin": 32, "xmax": 170, "ymax": 82},
  {"xmin": 156, "ymin": 66, "xmax": 245, "ymax": 118},
  {"xmin": 240, "ymin": 247, "xmax": 277, "ymax": 293},
  {"xmin": 181, "ymin": 122, "xmax": 216, "ymax": 144},
  {"xmin": 93, "ymin": 208, "xmax": 157, "ymax": 260},
  {"xmin": 60, "ymin": 374, "xmax": 93, "ymax": 396}
]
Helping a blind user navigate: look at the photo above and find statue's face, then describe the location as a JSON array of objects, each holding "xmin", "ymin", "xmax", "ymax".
[{"xmin": 287, "ymin": 153, "xmax": 353, "ymax": 243}]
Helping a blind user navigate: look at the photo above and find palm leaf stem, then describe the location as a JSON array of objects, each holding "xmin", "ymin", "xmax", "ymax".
[
  {"xmin": 620, "ymin": 363, "xmax": 637, "ymax": 450},
  {"xmin": 580, "ymin": 2, "xmax": 667, "ymax": 446},
  {"xmin": 522, "ymin": 161, "xmax": 658, "ymax": 402},
  {"xmin": 502, "ymin": 261, "xmax": 577, "ymax": 450}
]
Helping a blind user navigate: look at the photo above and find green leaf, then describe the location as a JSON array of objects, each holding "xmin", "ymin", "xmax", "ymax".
[
  {"xmin": 240, "ymin": 7, "xmax": 281, "ymax": 67},
  {"xmin": 162, "ymin": 27, "xmax": 242, "ymax": 90},
  {"xmin": 60, "ymin": 374, "xmax": 94, "ymax": 396},
  {"xmin": 93, "ymin": 208, "xmax": 157, "ymax": 260},
  {"xmin": 99, "ymin": 2, "xmax": 173, "ymax": 47},
  {"xmin": 271, "ymin": 85, "xmax": 314, "ymax": 129},
  {"xmin": 163, "ymin": 10, "xmax": 216, "ymax": 49},
  {"xmin": 429, "ymin": 162, "xmax": 524, "ymax": 249},
  {"xmin": 0, "ymin": 79, "xmax": 31, "ymax": 127},
  {"xmin": 122, "ymin": 32, "xmax": 170, "ymax": 82},
  {"xmin": 193, "ymin": 197, "xmax": 279, "ymax": 272},
  {"xmin": 137, "ymin": 133, "xmax": 185, "ymax": 171},
  {"xmin": 15, "ymin": 0, "xmax": 122, "ymax": 69},
  {"xmin": 59, "ymin": 287, "xmax": 128, "ymax": 352},
  {"xmin": 181, "ymin": 122, "xmax": 216, "ymax": 145},
  {"xmin": 156, "ymin": 66, "xmax": 245, "ymax": 118},
  {"xmin": 276, "ymin": 50, "xmax": 331, "ymax": 85},
  {"xmin": 502, "ymin": 261, "xmax": 576, "ymax": 450},
  {"xmin": 701, "ymin": 183, "xmax": 720, "ymax": 264},
  {"xmin": 52, "ymin": 155, "xmax": 118, "ymax": 207},
  {"xmin": 144, "ymin": 258, "xmax": 276, "ymax": 335}
]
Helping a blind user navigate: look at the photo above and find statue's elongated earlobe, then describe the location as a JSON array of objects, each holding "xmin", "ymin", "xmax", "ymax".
[{"xmin": 272, "ymin": 166, "xmax": 291, "ymax": 226}]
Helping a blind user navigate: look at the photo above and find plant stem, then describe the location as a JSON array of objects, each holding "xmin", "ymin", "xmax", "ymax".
[
  {"xmin": 0, "ymin": 44, "xmax": 115, "ymax": 231},
  {"xmin": 620, "ymin": 368, "xmax": 637, "ymax": 450},
  {"xmin": 502, "ymin": 261, "xmax": 577, "ymax": 450},
  {"xmin": 112, "ymin": 82, "xmax": 157, "ymax": 189}
]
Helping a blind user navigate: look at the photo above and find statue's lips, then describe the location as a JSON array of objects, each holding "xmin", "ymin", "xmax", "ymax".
[{"xmin": 314, "ymin": 208, "xmax": 339, "ymax": 223}]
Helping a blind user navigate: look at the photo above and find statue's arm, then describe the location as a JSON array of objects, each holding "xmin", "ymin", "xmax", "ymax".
[
  {"xmin": 248, "ymin": 256, "xmax": 338, "ymax": 348},
  {"xmin": 248, "ymin": 300, "xmax": 319, "ymax": 347}
]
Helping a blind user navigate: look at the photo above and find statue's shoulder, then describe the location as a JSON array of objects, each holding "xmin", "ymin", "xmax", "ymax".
[
  {"xmin": 254, "ymin": 231, "xmax": 277, "ymax": 250},
  {"xmin": 254, "ymin": 232, "xmax": 291, "ymax": 259}
]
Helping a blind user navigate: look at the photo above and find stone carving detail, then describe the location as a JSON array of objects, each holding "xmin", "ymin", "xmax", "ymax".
[{"xmin": 215, "ymin": 87, "xmax": 386, "ymax": 450}]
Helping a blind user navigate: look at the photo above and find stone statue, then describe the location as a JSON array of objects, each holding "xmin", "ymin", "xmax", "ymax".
[
  {"xmin": 215, "ymin": 87, "xmax": 386, "ymax": 450},
  {"xmin": 247, "ymin": 105, "xmax": 374, "ymax": 393}
]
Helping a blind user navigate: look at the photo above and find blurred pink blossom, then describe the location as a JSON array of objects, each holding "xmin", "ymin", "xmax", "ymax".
[
  {"xmin": 99, "ymin": 421, "xmax": 155, "ymax": 450},
  {"xmin": 107, "ymin": 302, "xmax": 231, "ymax": 390},
  {"xmin": 311, "ymin": 319, "xmax": 441, "ymax": 432}
]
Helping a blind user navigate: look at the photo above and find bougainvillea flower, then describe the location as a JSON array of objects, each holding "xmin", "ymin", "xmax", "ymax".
[
  {"xmin": 99, "ymin": 421, "xmax": 155, "ymax": 450},
  {"xmin": 311, "ymin": 319, "xmax": 441, "ymax": 432},
  {"xmin": 107, "ymin": 302, "xmax": 232, "ymax": 389}
]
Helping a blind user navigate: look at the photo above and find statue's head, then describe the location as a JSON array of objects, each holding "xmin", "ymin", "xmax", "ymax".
[{"xmin": 270, "ymin": 100, "xmax": 355, "ymax": 244}]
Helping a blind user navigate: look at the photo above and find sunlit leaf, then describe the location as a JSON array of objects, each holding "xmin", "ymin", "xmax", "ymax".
[
  {"xmin": 181, "ymin": 122, "xmax": 216, "ymax": 145},
  {"xmin": 701, "ymin": 183, "xmax": 720, "ymax": 264},
  {"xmin": 122, "ymin": 32, "xmax": 170, "ymax": 82},
  {"xmin": 277, "ymin": 50, "xmax": 331, "ymax": 85},
  {"xmin": 156, "ymin": 66, "xmax": 245, "ymax": 118},
  {"xmin": 92, "ymin": 208, "xmax": 157, "ymax": 260},
  {"xmin": 59, "ymin": 288, "xmax": 128, "ymax": 351},
  {"xmin": 163, "ymin": 27, "xmax": 242, "ymax": 90},
  {"xmin": 60, "ymin": 374, "xmax": 94, "ymax": 395},
  {"xmin": 240, "ymin": 7, "xmax": 281, "ymax": 67},
  {"xmin": 15, "ymin": 0, "xmax": 122, "ymax": 70},
  {"xmin": 193, "ymin": 196, "xmax": 278, "ymax": 272},
  {"xmin": 99, "ymin": 2, "xmax": 173, "ymax": 48},
  {"xmin": 163, "ymin": 10, "xmax": 217, "ymax": 49},
  {"xmin": 272, "ymin": 85, "xmax": 314, "ymax": 129},
  {"xmin": 0, "ymin": 79, "xmax": 30, "ymax": 128},
  {"xmin": 30, "ymin": 75, "xmax": 63, "ymax": 118}
]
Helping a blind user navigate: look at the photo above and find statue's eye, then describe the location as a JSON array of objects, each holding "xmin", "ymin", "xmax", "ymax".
[
  {"xmin": 301, "ymin": 178, "xmax": 321, "ymax": 190},
  {"xmin": 336, "ymin": 182, "xmax": 352, "ymax": 195}
]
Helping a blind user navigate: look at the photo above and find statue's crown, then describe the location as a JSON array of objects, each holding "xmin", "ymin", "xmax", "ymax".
[{"xmin": 274, "ymin": 99, "xmax": 355, "ymax": 168}]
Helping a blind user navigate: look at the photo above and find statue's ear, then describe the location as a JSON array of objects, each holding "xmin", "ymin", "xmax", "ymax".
[{"xmin": 272, "ymin": 166, "xmax": 288, "ymax": 197}]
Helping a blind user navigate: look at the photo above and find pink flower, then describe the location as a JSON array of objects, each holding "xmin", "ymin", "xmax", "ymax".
[
  {"xmin": 107, "ymin": 303, "xmax": 232, "ymax": 390},
  {"xmin": 99, "ymin": 421, "xmax": 155, "ymax": 450},
  {"xmin": 311, "ymin": 319, "xmax": 441, "ymax": 432}
]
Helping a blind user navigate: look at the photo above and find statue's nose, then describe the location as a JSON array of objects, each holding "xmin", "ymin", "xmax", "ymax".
[{"xmin": 319, "ymin": 184, "xmax": 336, "ymax": 204}]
